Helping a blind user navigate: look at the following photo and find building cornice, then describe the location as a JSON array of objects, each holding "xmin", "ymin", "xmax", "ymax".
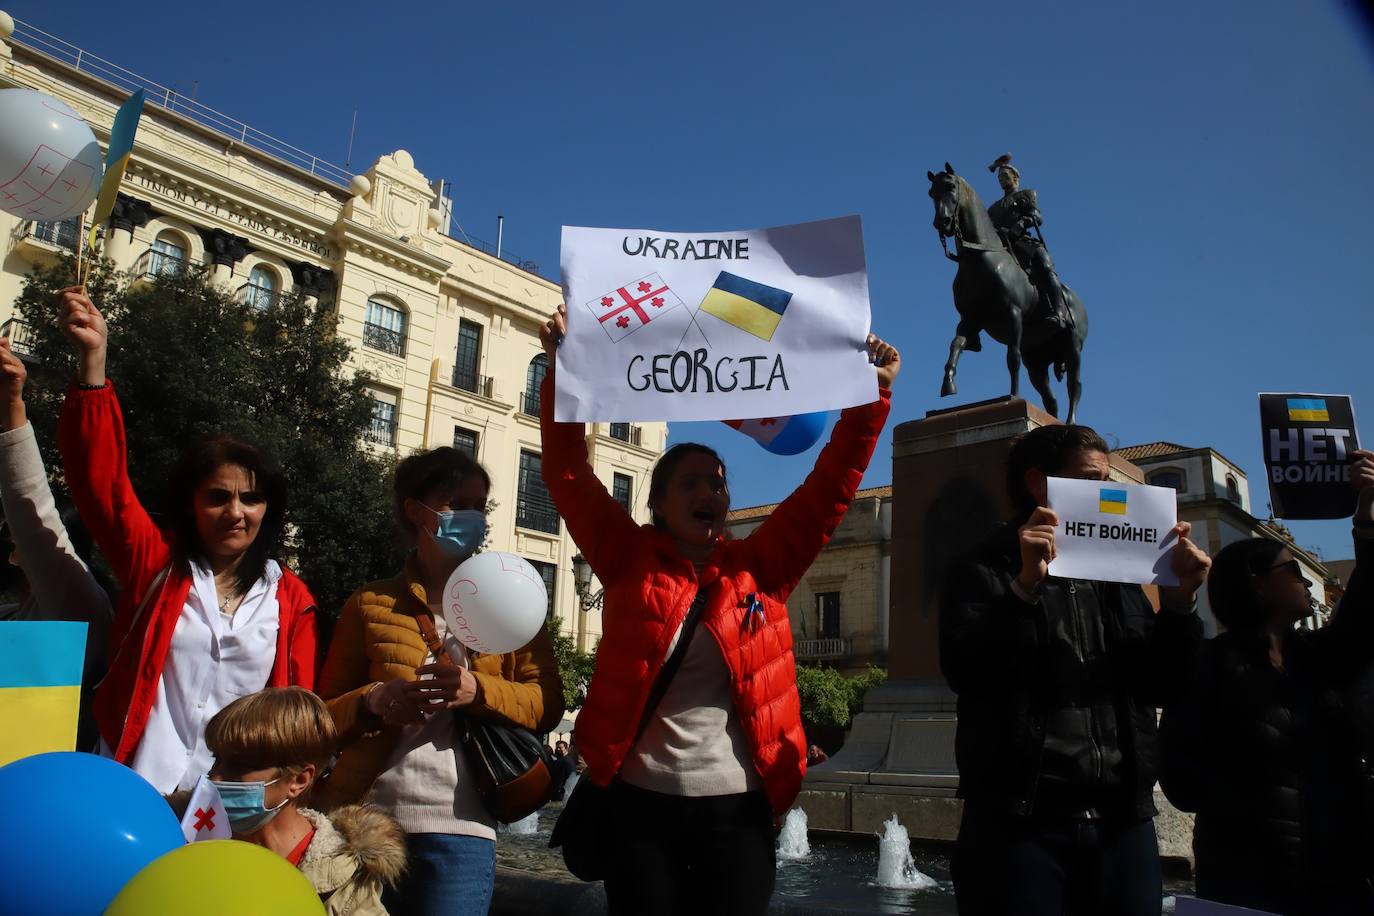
[{"xmin": 335, "ymin": 219, "xmax": 452, "ymax": 283}]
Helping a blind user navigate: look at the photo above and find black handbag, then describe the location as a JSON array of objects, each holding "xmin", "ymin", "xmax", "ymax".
[
  {"xmin": 416, "ymin": 612, "xmax": 554, "ymax": 824},
  {"xmin": 549, "ymin": 592, "xmax": 707, "ymax": 880}
]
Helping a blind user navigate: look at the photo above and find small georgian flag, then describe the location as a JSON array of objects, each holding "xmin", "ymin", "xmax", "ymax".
[
  {"xmin": 585, "ymin": 273, "xmax": 683, "ymax": 343},
  {"xmin": 180, "ymin": 774, "xmax": 231, "ymax": 843}
]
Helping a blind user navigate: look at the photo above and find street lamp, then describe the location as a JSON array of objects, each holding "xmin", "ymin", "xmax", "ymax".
[{"xmin": 571, "ymin": 553, "xmax": 603, "ymax": 652}]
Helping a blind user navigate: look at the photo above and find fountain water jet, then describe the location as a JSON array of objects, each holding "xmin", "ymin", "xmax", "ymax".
[
  {"xmin": 777, "ymin": 807, "xmax": 811, "ymax": 862},
  {"xmin": 503, "ymin": 810, "xmax": 541, "ymax": 835},
  {"xmin": 875, "ymin": 814, "xmax": 937, "ymax": 889}
]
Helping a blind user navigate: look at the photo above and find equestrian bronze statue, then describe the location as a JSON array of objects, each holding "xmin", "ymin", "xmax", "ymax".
[{"xmin": 927, "ymin": 157, "xmax": 1089, "ymax": 423}]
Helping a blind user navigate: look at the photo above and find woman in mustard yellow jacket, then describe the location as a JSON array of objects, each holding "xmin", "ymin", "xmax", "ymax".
[{"xmin": 317, "ymin": 446, "xmax": 563, "ymax": 916}]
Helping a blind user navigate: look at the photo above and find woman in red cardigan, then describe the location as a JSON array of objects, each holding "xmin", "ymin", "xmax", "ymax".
[
  {"xmin": 55, "ymin": 286, "xmax": 318, "ymax": 793},
  {"xmin": 539, "ymin": 303, "xmax": 900, "ymax": 915}
]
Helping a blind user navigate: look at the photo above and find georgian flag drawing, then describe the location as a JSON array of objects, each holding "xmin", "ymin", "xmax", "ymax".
[{"xmin": 585, "ymin": 273, "xmax": 683, "ymax": 343}]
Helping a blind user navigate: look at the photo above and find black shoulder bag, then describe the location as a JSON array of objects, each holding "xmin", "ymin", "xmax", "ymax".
[{"xmin": 549, "ymin": 592, "xmax": 707, "ymax": 881}]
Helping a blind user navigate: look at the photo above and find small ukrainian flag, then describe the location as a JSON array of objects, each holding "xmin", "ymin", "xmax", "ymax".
[
  {"xmin": 1287, "ymin": 398, "xmax": 1330, "ymax": 422},
  {"xmin": 0, "ymin": 621, "xmax": 86, "ymax": 767},
  {"xmin": 1099, "ymin": 488, "xmax": 1128, "ymax": 515},
  {"xmin": 698, "ymin": 271, "xmax": 793, "ymax": 342}
]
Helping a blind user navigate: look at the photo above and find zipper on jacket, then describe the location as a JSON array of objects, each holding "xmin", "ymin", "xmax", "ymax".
[{"xmin": 1068, "ymin": 581, "xmax": 1104, "ymax": 783}]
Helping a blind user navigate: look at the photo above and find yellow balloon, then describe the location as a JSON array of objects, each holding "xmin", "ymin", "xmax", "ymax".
[{"xmin": 105, "ymin": 840, "xmax": 324, "ymax": 916}]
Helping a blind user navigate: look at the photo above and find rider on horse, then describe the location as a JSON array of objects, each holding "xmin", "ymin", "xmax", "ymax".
[{"xmin": 986, "ymin": 154, "xmax": 1073, "ymax": 331}]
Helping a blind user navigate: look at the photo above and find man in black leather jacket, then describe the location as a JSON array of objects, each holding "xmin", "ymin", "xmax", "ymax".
[{"xmin": 941, "ymin": 424, "xmax": 1210, "ymax": 916}]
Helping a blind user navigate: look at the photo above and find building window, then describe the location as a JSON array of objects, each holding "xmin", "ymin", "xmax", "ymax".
[
  {"xmin": 364, "ymin": 298, "xmax": 407, "ymax": 357},
  {"xmin": 817, "ymin": 592, "xmax": 841, "ymax": 639},
  {"xmin": 1226, "ymin": 475, "xmax": 1240, "ymax": 504},
  {"xmin": 453, "ymin": 426, "xmax": 479, "ymax": 459},
  {"xmin": 453, "ymin": 319, "xmax": 482, "ymax": 392},
  {"xmin": 522, "ymin": 354, "xmax": 548, "ymax": 416},
  {"xmin": 516, "ymin": 450, "xmax": 559, "ymax": 534},
  {"xmin": 365, "ymin": 393, "xmax": 397, "ymax": 446},
  {"xmin": 30, "ymin": 217, "xmax": 79, "ymax": 250},
  {"xmin": 243, "ymin": 265, "xmax": 277, "ymax": 310},
  {"xmin": 530, "ymin": 560, "xmax": 557, "ymax": 620},
  {"xmin": 149, "ymin": 231, "xmax": 186, "ymax": 277},
  {"xmin": 609, "ymin": 422, "xmax": 630, "ymax": 441},
  {"xmin": 612, "ymin": 473, "xmax": 633, "ymax": 513},
  {"xmin": 1148, "ymin": 469, "xmax": 1185, "ymax": 492}
]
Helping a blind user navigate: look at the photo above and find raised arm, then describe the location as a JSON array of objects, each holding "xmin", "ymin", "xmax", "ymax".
[
  {"xmin": 54, "ymin": 286, "xmax": 170, "ymax": 594},
  {"xmin": 538, "ymin": 304, "xmax": 641, "ymax": 586},
  {"xmin": 1315, "ymin": 450, "xmax": 1374, "ymax": 676},
  {"xmin": 0, "ymin": 340, "xmax": 113, "ymax": 640},
  {"xmin": 740, "ymin": 335, "xmax": 898, "ymax": 597}
]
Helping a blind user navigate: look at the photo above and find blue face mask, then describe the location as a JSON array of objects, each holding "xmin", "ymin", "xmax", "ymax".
[
  {"xmin": 213, "ymin": 776, "xmax": 289, "ymax": 835},
  {"xmin": 425, "ymin": 507, "xmax": 486, "ymax": 559}
]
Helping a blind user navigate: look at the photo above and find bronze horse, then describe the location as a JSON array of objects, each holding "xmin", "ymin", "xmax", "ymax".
[{"xmin": 927, "ymin": 163, "xmax": 1088, "ymax": 423}]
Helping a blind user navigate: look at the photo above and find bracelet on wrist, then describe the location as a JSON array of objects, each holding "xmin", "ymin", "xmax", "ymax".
[{"xmin": 78, "ymin": 381, "xmax": 107, "ymax": 391}]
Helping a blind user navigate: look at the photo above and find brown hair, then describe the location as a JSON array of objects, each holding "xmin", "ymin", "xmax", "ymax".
[
  {"xmin": 205, "ymin": 687, "xmax": 337, "ymax": 780},
  {"xmin": 1006, "ymin": 424, "xmax": 1111, "ymax": 520},
  {"xmin": 647, "ymin": 443, "xmax": 727, "ymax": 528}
]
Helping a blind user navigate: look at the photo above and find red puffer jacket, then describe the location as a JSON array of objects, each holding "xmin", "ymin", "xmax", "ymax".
[{"xmin": 540, "ymin": 375, "xmax": 890, "ymax": 815}]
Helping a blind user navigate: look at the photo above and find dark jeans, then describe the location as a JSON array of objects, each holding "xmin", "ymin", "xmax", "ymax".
[
  {"xmin": 952, "ymin": 806, "xmax": 1161, "ymax": 916},
  {"xmin": 382, "ymin": 832, "xmax": 496, "ymax": 916},
  {"xmin": 604, "ymin": 781, "xmax": 775, "ymax": 916}
]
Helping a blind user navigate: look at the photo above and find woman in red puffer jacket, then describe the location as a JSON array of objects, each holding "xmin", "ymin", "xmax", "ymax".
[{"xmin": 538, "ymin": 303, "xmax": 899, "ymax": 916}]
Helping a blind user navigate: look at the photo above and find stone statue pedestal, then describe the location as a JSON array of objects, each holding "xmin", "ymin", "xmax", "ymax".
[{"xmin": 798, "ymin": 397, "xmax": 1192, "ymax": 851}]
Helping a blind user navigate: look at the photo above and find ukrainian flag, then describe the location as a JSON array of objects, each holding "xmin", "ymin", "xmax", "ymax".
[
  {"xmin": 86, "ymin": 89, "xmax": 146, "ymax": 250},
  {"xmin": 1099, "ymin": 488, "xmax": 1128, "ymax": 515},
  {"xmin": 0, "ymin": 621, "xmax": 86, "ymax": 767},
  {"xmin": 1287, "ymin": 398, "xmax": 1329, "ymax": 422},
  {"xmin": 698, "ymin": 271, "xmax": 793, "ymax": 342}
]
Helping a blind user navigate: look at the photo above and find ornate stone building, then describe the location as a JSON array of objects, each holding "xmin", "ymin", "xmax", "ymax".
[{"xmin": 0, "ymin": 15, "xmax": 664, "ymax": 644}]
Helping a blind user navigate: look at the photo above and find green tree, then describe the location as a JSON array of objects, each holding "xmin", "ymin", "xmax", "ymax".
[
  {"xmin": 795, "ymin": 663, "xmax": 887, "ymax": 730},
  {"xmin": 549, "ymin": 618, "xmax": 597, "ymax": 714},
  {"xmin": 15, "ymin": 257, "xmax": 401, "ymax": 620}
]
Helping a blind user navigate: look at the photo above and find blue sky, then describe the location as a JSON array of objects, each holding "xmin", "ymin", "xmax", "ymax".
[{"xmin": 12, "ymin": 0, "xmax": 1373, "ymax": 561}]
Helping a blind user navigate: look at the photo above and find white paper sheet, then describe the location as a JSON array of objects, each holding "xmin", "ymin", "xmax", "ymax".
[
  {"xmin": 1047, "ymin": 477, "xmax": 1180, "ymax": 586},
  {"xmin": 555, "ymin": 216, "xmax": 876, "ymax": 422}
]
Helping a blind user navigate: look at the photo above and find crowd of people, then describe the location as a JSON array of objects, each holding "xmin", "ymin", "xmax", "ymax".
[{"xmin": 0, "ymin": 288, "xmax": 1369, "ymax": 916}]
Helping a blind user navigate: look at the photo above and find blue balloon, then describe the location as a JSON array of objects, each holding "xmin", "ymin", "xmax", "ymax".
[
  {"xmin": 0, "ymin": 752, "xmax": 184, "ymax": 915},
  {"xmin": 761, "ymin": 411, "xmax": 829, "ymax": 455}
]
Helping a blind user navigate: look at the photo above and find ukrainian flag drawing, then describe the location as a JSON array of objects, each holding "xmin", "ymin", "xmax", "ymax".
[
  {"xmin": 0, "ymin": 621, "xmax": 86, "ymax": 766},
  {"xmin": 1099, "ymin": 488, "xmax": 1128, "ymax": 515},
  {"xmin": 1287, "ymin": 398, "xmax": 1330, "ymax": 422},
  {"xmin": 698, "ymin": 271, "xmax": 793, "ymax": 342}
]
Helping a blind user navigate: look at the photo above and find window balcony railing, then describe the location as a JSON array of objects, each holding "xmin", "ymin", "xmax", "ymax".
[
  {"xmin": 363, "ymin": 322, "xmax": 406, "ymax": 358},
  {"xmin": 238, "ymin": 284, "xmax": 279, "ymax": 311},
  {"xmin": 794, "ymin": 637, "xmax": 850, "ymax": 660},
  {"xmin": 451, "ymin": 368, "xmax": 494, "ymax": 399},
  {"xmin": 0, "ymin": 318, "xmax": 38, "ymax": 358},
  {"xmin": 516, "ymin": 497, "xmax": 560, "ymax": 535},
  {"xmin": 608, "ymin": 423, "xmax": 643, "ymax": 446},
  {"xmin": 133, "ymin": 248, "xmax": 186, "ymax": 282},
  {"xmin": 364, "ymin": 415, "xmax": 397, "ymax": 446},
  {"xmin": 24, "ymin": 219, "xmax": 79, "ymax": 251},
  {"xmin": 521, "ymin": 390, "xmax": 541, "ymax": 416}
]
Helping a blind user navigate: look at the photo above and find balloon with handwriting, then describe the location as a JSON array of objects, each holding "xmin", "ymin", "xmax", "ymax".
[
  {"xmin": 0, "ymin": 88, "xmax": 104, "ymax": 220},
  {"xmin": 442, "ymin": 551, "xmax": 548, "ymax": 654}
]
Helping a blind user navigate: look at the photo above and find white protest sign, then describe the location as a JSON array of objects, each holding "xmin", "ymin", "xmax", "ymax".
[
  {"xmin": 556, "ymin": 216, "xmax": 875, "ymax": 422},
  {"xmin": 1047, "ymin": 477, "xmax": 1180, "ymax": 586}
]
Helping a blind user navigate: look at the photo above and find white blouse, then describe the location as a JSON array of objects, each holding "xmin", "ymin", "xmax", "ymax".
[{"xmin": 128, "ymin": 560, "xmax": 282, "ymax": 793}]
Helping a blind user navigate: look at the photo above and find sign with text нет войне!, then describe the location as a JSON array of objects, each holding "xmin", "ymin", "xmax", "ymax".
[
  {"xmin": 1260, "ymin": 393, "xmax": 1359, "ymax": 520},
  {"xmin": 1046, "ymin": 477, "xmax": 1180, "ymax": 586}
]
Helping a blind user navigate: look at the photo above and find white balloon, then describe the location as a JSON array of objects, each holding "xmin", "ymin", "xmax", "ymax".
[
  {"xmin": 441, "ymin": 551, "xmax": 548, "ymax": 655},
  {"xmin": 0, "ymin": 89, "xmax": 103, "ymax": 221}
]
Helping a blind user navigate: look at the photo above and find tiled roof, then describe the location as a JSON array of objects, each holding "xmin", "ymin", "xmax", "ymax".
[
  {"xmin": 726, "ymin": 484, "xmax": 892, "ymax": 522},
  {"xmin": 1114, "ymin": 442, "xmax": 1190, "ymax": 461}
]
